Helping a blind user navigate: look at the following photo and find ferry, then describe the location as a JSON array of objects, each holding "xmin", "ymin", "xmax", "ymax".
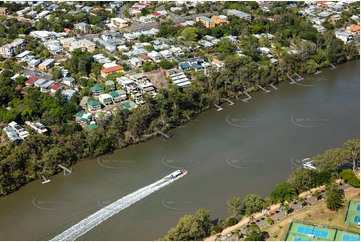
[{"xmin": 164, "ymin": 169, "xmax": 188, "ymax": 181}]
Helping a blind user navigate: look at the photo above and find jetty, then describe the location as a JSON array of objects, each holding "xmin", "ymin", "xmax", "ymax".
[
  {"xmin": 287, "ymin": 74, "xmax": 296, "ymax": 84},
  {"xmin": 41, "ymin": 174, "xmax": 51, "ymax": 184},
  {"xmin": 294, "ymin": 73, "xmax": 304, "ymax": 81},
  {"xmin": 214, "ymin": 104, "xmax": 223, "ymax": 111},
  {"xmin": 257, "ymin": 85, "xmax": 270, "ymax": 93},
  {"xmin": 58, "ymin": 164, "xmax": 72, "ymax": 175},
  {"xmin": 159, "ymin": 131, "xmax": 172, "ymax": 140},
  {"xmin": 242, "ymin": 92, "xmax": 252, "ymax": 103},
  {"xmin": 330, "ymin": 63, "xmax": 336, "ymax": 69},
  {"xmin": 221, "ymin": 98, "xmax": 234, "ymax": 106},
  {"xmin": 270, "ymin": 83, "xmax": 278, "ymax": 90}
]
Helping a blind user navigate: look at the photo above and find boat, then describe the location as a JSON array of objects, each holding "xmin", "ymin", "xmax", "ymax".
[
  {"xmin": 163, "ymin": 169, "xmax": 188, "ymax": 181},
  {"xmin": 302, "ymin": 158, "xmax": 316, "ymax": 170}
]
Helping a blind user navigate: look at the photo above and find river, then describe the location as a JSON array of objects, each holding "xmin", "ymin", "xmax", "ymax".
[{"xmin": 0, "ymin": 60, "xmax": 359, "ymax": 240}]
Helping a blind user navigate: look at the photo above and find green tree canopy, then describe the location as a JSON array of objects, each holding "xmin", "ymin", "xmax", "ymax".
[
  {"xmin": 270, "ymin": 183, "xmax": 297, "ymax": 204},
  {"xmin": 325, "ymin": 183, "xmax": 345, "ymax": 211},
  {"xmin": 243, "ymin": 194, "xmax": 264, "ymax": 215}
]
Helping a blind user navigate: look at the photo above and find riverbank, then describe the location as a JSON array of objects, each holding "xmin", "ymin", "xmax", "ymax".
[
  {"xmin": 0, "ymin": 60, "xmax": 356, "ymax": 198},
  {"xmin": 204, "ymin": 180, "xmax": 360, "ymax": 241}
]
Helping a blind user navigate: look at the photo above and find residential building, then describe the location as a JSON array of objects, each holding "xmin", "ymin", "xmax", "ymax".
[
  {"xmin": 24, "ymin": 121, "xmax": 48, "ymax": 134},
  {"xmin": 109, "ymin": 90, "xmax": 127, "ymax": 103},
  {"xmin": 129, "ymin": 57, "xmax": 143, "ymax": 67},
  {"xmin": 38, "ymin": 59, "xmax": 55, "ymax": 71},
  {"xmin": 110, "ymin": 18, "xmax": 129, "ymax": 29},
  {"xmin": 50, "ymin": 83, "xmax": 64, "ymax": 93},
  {"xmin": 87, "ymin": 100, "xmax": 102, "ymax": 111},
  {"xmin": 91, "ymin": 84, "xmax": 104, "ymax": 96},
  {"xmin": 8, "ymin": 121, "xmax": 29, "ymax": 140},
  {"xmin": 74, "ymin": 22, "xmax": 90, "ymax": 33},
  {"xmin": 0, "ymin": 38, "xmax": 26, "ymax": 58},
  {"xmin": 330, "ymin": 14, "xmax": 342, "ymax": 24},
  {"xmin": 196, "ymin": 16, "xmax": 216, "ymax": 28},
  {"xmin": 78, "ymin": 39, "xmax": 96, "ymax": 52},
  {"xmin": 62, "ymin": 77, "xmax": 76, "ymax": 87},
  {"xmin": 225, "ymin": 9, "xmax": 252, "ymax": 21},
  {"xmin": 211, "ymin": 15, "xmax": 230, "ymax": 25},
  {"xmin": 40, "ymin": 80, "xmax": 55, "ymax": 92},
  {"xmin": 3, "ymin": 126, "xmax": 21, "ymax": 143},
  {"xmin": 335, "ymin": 30, "xmax": 353, "ymax": 43},
  {"xmin": 25, "ymin": 76, "xmax": 39, "ymax": 86},
  {"xmin": 100, "ymin": 65, "xmax": 124, "ymax": 78},
  {"xmin": 98, "ymin": 93, "xmax": 113, "ymax": 105},
  {"xmin": 62, "ymin": 89, "xmax": 77, "ymax": 100},
  {"xmin": 75, "ymin": 111, "xmax": 93, "ymax": 125},
  {"xmin": 28, "ymin": 59, "xmax": 41, "ymax": 68},
  {"xmin": 105, "ymin": 80, "xmax": 116, "ymax": 90}
]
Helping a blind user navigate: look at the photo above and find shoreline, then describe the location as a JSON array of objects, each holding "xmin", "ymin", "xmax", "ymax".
[{"xmin": 0, "ymin": 60, "xmax": 355, "ymax": 198}]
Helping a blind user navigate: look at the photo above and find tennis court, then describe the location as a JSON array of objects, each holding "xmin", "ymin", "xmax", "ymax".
[
  {"xmin": 285, "ymin": 222, "xmax": 361, "ymax": 241},
  {"xmin": 335, "ymin": 231, "xmax": 360, "ymax": 241},
  {"xmin": 286, "ymin": 222, "xmax": 336, "ymax": 241},
  {"xmin": 345, "ymin": 200, "xmax": 360, "ymax": 226}
]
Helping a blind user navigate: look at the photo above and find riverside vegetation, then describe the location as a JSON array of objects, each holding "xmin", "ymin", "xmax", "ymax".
[
  {"xmin": 161, "ymin": 139, "xmax": 360, "ymax": 241},
  {"xmin": 0, "ymin": 1, "xmax": 360, "ymax": 196}
]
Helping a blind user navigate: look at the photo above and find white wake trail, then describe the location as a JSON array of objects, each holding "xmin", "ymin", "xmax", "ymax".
[{"xmin": 51, "ymin": 177, "xmax": 171, "ymax": 241}]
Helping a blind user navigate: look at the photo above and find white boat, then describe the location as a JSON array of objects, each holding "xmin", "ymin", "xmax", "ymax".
[
  {"xmin": 302, "ymin": 158, "xmax": 316, "ymax": 170},
  {"xmin": 41, "ymin": 174, "xmax": 51, "ymax": 184}
]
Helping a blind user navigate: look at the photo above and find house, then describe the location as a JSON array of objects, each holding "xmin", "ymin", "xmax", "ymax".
[
  {"xmin": 0, "ymin": 38, "xmax": 26, "ymax": 58},
  {"xmin": 74, "ymin": 22, "xmax": 90, "ymax": 33},
  {"xmin": 331, "ymin": 4, "xmax": 344, "ymax": 12},
  {"xmin": 110, "ymin": 18, "xmax": 129, "ymax": 29},
  {"xmin": 50, "ymin": 83, "xmax": 64, "ymax": 93},
  {"xmin": 34, "ymin": 78, "xmax": 48, "ymax": 88},
  {"xmin": 3, "ymin": 126, "xmax": 21, "ymax": 143},
  {"xmin": 129, "ymin": 57, "xmax": 143, "ymax": 67},
  {"xmin": 75, "ymin": 111, "xmax": 93, "ymax": 125},
  {"xmin": 78, "ymin": 39, "xmax": 96, "ymax": 52},
  {"xmin": 91, "ymin": 84, "xmax": 104, "ymax": 96},
  {"xmin": 24, "ymin": 121, "xmax": 48, "ymax": 134},
  {"xmin": 211, "ymin": 57, "xmax": 224, "ymax": 68},
  {"xmin": 349, "ymin": 24, "xmax": 360, "ymax": 33},
  {"xmin": 335, "ymin": 30, "xmax": 353, "ymax": 44},
  {"xmin": 101, "ymin": 31, "xmax": 124, "ymax": 45},
  {"xmin": 148, "ymin": 51, "xmax": 162, "ymax": 62},
  {"xmin": 28, "ymin": 59, "xmax": 41, "ymax": 68},
  {"xmin": 8, "ymin": 121, "xmax": 29, "ymax": 140},
  {"xmin": 0, "ymin": 7, "xmax": 8, "ymax": 15},
  {"xmin": 169, "ymin": 71, "xmax": 191, "ymax": 88},
  {"xmin": 98, "ymin": 93, "xmax": 113, "ymax": 105},
  {"xmin": 87, "ymin": 100, "xmax": 102, "ymax": 111},
  {"xmin": 93, "ymin": 37, "xmax": 116, "ymax": 52},
  {"xmin": 16, "ymin": 50, "xmax": 31, "ymax": 59},
  {"xmin": 62, "ymin": 89, "xmax": 76, "ymax": 100},
  {"xmin": 80, "ymin": 96, "xmax": 89, "ymax": 109},
  {"xmin": 62, "ymin": 77, "xmax": 76, "ymax": 87},
  {"xmin": 39, "ymin": 80, "xmax": 55, "ymax": 92},
  {"xmin": 44, "ymin": 40, "xmax": 63, "ymax": 54},
  {"xmin": 38, "ymin": 59, "xmax": 55, "ymax": 71},
  {"xmin": 105, "ymin": 80, "xmax": 116, "ymax": 90},
  {"xmin": 100, "ymin": 65, "xmax": 124, "ymax": 78},
  {"xmin": 122, "ymin": 101, "xmax": 137, "ymax": 111},
  {"xmin": 109, "ymin": 90, "xmax": 127, "ymax": 103},
  {"xmin": 139, "ymin": 54, "xmax": 151, "ymax": 62},
  {"xmin": 225, "ymin": 9, "xmax": 252, "ymax": 21},
  {"xmin": 160, "ymin": 50, "xmax": 172, "ymax": 59},
  {"xmin": 25, "ymin": 76, "xmax": 38, "ymax": 86}
]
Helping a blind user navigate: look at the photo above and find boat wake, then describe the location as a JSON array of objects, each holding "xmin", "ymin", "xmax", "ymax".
[{"xmin": 50, "ymin": 171, "xmax": 186, "ymax": 241}]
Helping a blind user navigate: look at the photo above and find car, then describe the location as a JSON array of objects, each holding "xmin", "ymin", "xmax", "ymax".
[
  {"xmin": 270, "ymin": 212, "xmax": 275, "ymax": 216},
  {"xmin": 275, "ymin": 210, "xmax": 280, "ymax": 213},
  {"xmin": 256, "ymin": 219, "xmax": 260, "ymax": 223}
]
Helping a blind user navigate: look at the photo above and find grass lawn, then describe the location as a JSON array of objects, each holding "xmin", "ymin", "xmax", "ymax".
[{"xmin": 263, "ymin": 187, "xmax": 360, "ymax": 241}]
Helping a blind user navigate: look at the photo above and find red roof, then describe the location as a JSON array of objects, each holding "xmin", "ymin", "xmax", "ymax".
[
  {"xmin": 25, "ymin": 76, "xmax": 38, "ymax": 85},
  {"xmin": 101, "ymin": 65, "xmax": 124, "ymax": 73},
  {"xmin": 175, "ymin": 23, "xmax": 184, "ymax": 27},
  {"xmin": 139, "ymin": 54, "xmax": 150, "ymax": 60},
  {"xmin": 64, "ymin": 28, "xmax": 71, "ymax": 33},
  {"xmin": 317, "ymin": 1, "xmax": 327, "ymax": 4},
  {"xmin": 51, "ymin": 83, "xmax": 62, "ymax": 90},
  {"xmin": 153, "ymin": 12, "xmax": 161, "ymax": 17}
]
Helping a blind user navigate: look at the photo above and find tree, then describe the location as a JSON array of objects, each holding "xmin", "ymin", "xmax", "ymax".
[
  {"xmin": 162, "ymin": 209, "xmax": 211, "ymax": 240},
  {"xmin": 227, "ymin": 197, "xmax": 243, "ymax": 217},
  {"xmin": 343, "ymin": 139, "xmax": 360, "ymax": 172},
  {"xmin": 270, "ymin": 183, "xmax": 297, "ymax": 204},
  {"xmin": 243, "ymin": 194, "xmax": 264, "ymax": 215},
  {"xmin": 181, "ymin": 27, "xmax": 199, "ymax": 41},
  {"xmin": 245, "ymin": 224, "xmax": 268, "ymax": 241},
  {"xmin": 288, "ymin": 168, "xmax": 315, "ymax": 192},
  {"xmin": 339, "ymin": 169, "xmax": 360, "ymax": 188},
  {"xmin": 313, "ymin": 148, "xmax": 350, "ymax": 174},
  {"xmin": 51, "ymin": 66, "xmax": 62, "ymax": 80},
  {"xmin": 158, "ymin": 60, "xmax": 174, "ymax": 70},
  {"xmin": 216, "ymin": 38, "xmax": 237, "ymax": 55},
  {"xmin": 325, "ymin": 183, "xmax": 345, "ymax": 211}
]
